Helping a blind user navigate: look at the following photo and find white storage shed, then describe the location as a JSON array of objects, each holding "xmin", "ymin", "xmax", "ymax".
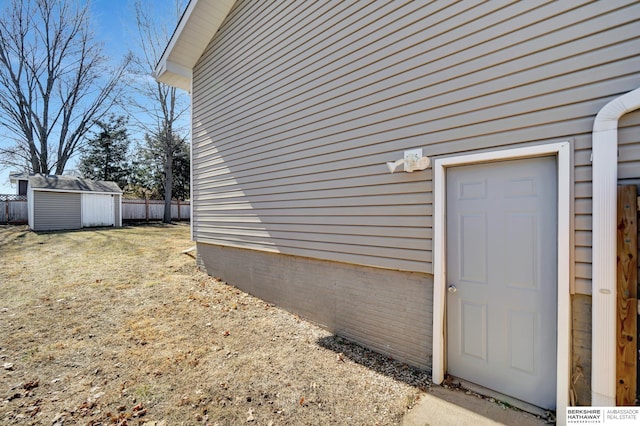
[{"xmin": 27, "ymin": 175, "xmax": 122, "ymax": 231}]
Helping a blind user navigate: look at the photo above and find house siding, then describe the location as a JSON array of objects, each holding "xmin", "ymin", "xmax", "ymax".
[
  {"xmin": 32, "ymin": 191, "xmax": 81, "ymax": 231},
  {"xmin": 191, "ymin": 0, "xmax": 640, "ymax": 285}
]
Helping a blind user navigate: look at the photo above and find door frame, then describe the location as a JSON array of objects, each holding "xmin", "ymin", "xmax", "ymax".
[{"xmin": 432, "ymin": 142, "xmax": 571, "ymax": 416}]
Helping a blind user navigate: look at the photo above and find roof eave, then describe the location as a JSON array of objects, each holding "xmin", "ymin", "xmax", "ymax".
[
  {"xmin": 153, "ymin": 60, "xmax": 193, "ymax": 91},
  {"xmin": 31, "ymin": 187, "xmax": 123, "ymax": 195},
  {"xmin": 9, "ymin": 173, "xmax": 28, "ymax": 184},
  {"xmin": 153, "ymin": 0, "xmax": 236, "ymax": 91}
]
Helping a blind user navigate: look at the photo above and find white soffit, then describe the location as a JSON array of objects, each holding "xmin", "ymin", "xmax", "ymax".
[{"xmin": 154, "ymin": 0, "xmax": 236, "ymax": 91}]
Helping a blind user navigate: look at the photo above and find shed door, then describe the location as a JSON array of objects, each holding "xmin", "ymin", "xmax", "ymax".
[
  {"xmin": 82, "ymin": 193, "xmax": 115, "ymax": 227},
  {"xmin": 446, "ymin": 156, "xmax": 557, "ymax": 409}
]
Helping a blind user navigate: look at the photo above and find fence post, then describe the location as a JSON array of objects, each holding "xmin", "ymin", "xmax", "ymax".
[
  {"xmin": 616, "ymin": 185, "xmax": 638, "ymax": 405},
  {"xmin": 177, "ymin": 199, "xmax": 181, "ymax": 221},
  {"xmin": 5, "ymin": 199, "xmax": 8, "ymax": 224},
  {"xmin": 145, "ymin": 197, "xmax": 149, "ymax": 222}
]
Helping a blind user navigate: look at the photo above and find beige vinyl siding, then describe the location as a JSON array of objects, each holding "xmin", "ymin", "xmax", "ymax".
[
  {"xmin": 572, "ymin": 112, "xmax": 640, "ymax": 294},
  {"xmin": 574, "ymin": 132, "xmax": 593, "ymax": 295},
  {"xmin": 618, "ymin": 112, "xmax": 640, "ymax": 293},
  {"xmin": 618, "ymin": 112, "xmax": 640, "ymax": 184},
  {"xmin": 191, "ymin": 0, "xmax": 640, "ymax": 279},
  {"xmin": 33, "ymin": 191, "xmax": 81, "ymax": 231}
]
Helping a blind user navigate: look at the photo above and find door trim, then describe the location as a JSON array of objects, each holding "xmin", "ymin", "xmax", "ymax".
[{"xmin": 432, "ymin": 142, "xmax": 571, "ymax": 419}]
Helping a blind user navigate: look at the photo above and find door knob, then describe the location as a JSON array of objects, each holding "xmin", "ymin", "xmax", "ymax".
[{"xmin": 448, "ymin": 285, "xmax": 457, "ymax": 294}]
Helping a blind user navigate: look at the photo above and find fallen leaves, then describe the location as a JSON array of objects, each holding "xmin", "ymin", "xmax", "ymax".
[
  {"xmin": 105, "ymin": 403, "xmax": 146, "ymax": 423},
  {"xmin": 132, "ymin": 403, "xmax": 147, "ymax": 417},
  {"xmin": 25, "ymin": 399, "xmax": 41, "ymax": 417},
  {"xmin": 0, "ymin": 224, "xmax": 427, "ymax": 425},
  {"xmin": 22, "ymin": 379, "xmax": 39, "ymax": 391}
]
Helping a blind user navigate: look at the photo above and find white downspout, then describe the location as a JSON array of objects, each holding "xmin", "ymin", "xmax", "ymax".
[{"xmin": 591, "ymin": 87, "xmax": 640, "ymax": 406}]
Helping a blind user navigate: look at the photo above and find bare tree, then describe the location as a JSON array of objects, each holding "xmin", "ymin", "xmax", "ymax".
[
  {"xmin": 129, "ymin": 0, "xmax": 189, "ymax": 223},
  {"xmin": 0, "ymin": 0, "xmax": 130, "ymax": 175}
]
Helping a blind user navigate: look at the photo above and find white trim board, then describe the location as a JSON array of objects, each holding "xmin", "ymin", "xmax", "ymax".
[
  {"xmin": 33, "ymin": 188, "xmax": 122, "ymax": 196},
  {"xmin": 432, "ymin": 142, "xmax": 571, "ymax": 425}
]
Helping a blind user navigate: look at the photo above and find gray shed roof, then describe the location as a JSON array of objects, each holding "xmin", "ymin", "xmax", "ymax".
[
  {"xmin": 9, "ymin": 172, "xmax": 29, "ymax": 183},
  {"xmin": 29, "ymin": 175, "xmax": 122, "ymax": 194}
]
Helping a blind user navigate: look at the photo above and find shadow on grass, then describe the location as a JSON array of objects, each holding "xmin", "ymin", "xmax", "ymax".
[
  {"xmin": 1, "ymin": 223, "xmax": 188, "ymax": 251},
  {"xmin": 317, "ymin": 335, "xmax": 431, "ymax": 392},
  {"xmin": 30, "ymin": 221, "xmax": 185, "ymax": 236}
]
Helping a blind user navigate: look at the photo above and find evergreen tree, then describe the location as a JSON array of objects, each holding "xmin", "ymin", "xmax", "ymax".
[
  {"xmin": 78, "ymin": 116, "xmax": 131, "ymax": 188},
  {"xmin": 171, "ymin": 142, "xmax": 190, "ymax": 201},
  {"xmin": 130, "ymin": 130, "xmax": 189, "ymax": 201},
  {"xmin": 129, "ymin": 0, "xmax": 189, "ymax": 222}
]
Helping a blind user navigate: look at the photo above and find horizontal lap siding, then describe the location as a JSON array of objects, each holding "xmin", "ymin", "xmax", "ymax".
[
  {"xmin": 33, "ymin": 191, "xmax": 81, "ymax": 231},
  {"xmin": 575, "ymin": 133, "xmax": 593, "ymax": 295},
  {"xmin": 192, "ymin": 0, "xmax": 640, "ymax": 277},
  {"xmin": 574, "ymin": 112, "xmax": 640, "ymax": 295}
]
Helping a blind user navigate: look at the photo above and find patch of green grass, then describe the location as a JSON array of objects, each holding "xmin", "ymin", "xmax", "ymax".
[{"xmin": 134, "ymin": 383, "xmax": 154, "ymax": 402}]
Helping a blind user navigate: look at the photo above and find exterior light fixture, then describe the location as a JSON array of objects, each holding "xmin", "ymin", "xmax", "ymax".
[{"xmin": 386, "ymin": 148, "xmax": 430, "ymax": 173}]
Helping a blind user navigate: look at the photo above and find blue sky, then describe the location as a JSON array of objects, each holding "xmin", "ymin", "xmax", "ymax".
[
  {"xmin": 0, "ymin": 0, "xmax": 187, "ymax": 193},
  {"xmin": 93, "ymin": 0, "xmax": 133, "ymax": 58}
]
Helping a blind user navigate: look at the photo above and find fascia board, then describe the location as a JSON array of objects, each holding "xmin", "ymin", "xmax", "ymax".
[
  {"xmin": 154, "ymin": 0, "xmax": 236, "ymax": 90},
  {"xmin": 33, "ymin": 188, "xmax": 122, "ymax": 196}
]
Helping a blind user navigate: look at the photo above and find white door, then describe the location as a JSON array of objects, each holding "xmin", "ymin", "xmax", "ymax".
[
  {"xmin": 82, "ymin": 193, "xmax": 115, "ymax": 227},
  {"xmin": 446, "ymin": 156, "xmax": 557, "ymax": 409}
]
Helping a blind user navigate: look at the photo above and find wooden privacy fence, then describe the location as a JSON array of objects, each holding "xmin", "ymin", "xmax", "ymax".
[
  {"xmin": 0, "ymin": 196, "xmax": 190, "ymax": 224},
  {"xmin": 617, "ymin": 185, "xmax": 639, "ymax": 405},
  {"xmin": 122, "ymin": 199, "xmax": 190, "ymax": 222},
  {"xmin": 0, "ymin": 195, "xmax": 27, "ymax": 224}
]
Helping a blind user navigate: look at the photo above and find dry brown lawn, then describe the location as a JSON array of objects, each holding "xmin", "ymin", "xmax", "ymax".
[{"xmin": 0, "ymin": 224, "xmax": 429, "ymax": 425}]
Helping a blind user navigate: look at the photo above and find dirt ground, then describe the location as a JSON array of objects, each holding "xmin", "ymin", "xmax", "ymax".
[{"xmin": 0, "ymin": 224, "xmax": 431, "ymax": 425}]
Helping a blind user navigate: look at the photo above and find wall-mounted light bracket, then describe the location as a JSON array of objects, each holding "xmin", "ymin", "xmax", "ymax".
[{"xmin": 385, "ymin": 148, "xmax": 430, "ymax": 173}]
